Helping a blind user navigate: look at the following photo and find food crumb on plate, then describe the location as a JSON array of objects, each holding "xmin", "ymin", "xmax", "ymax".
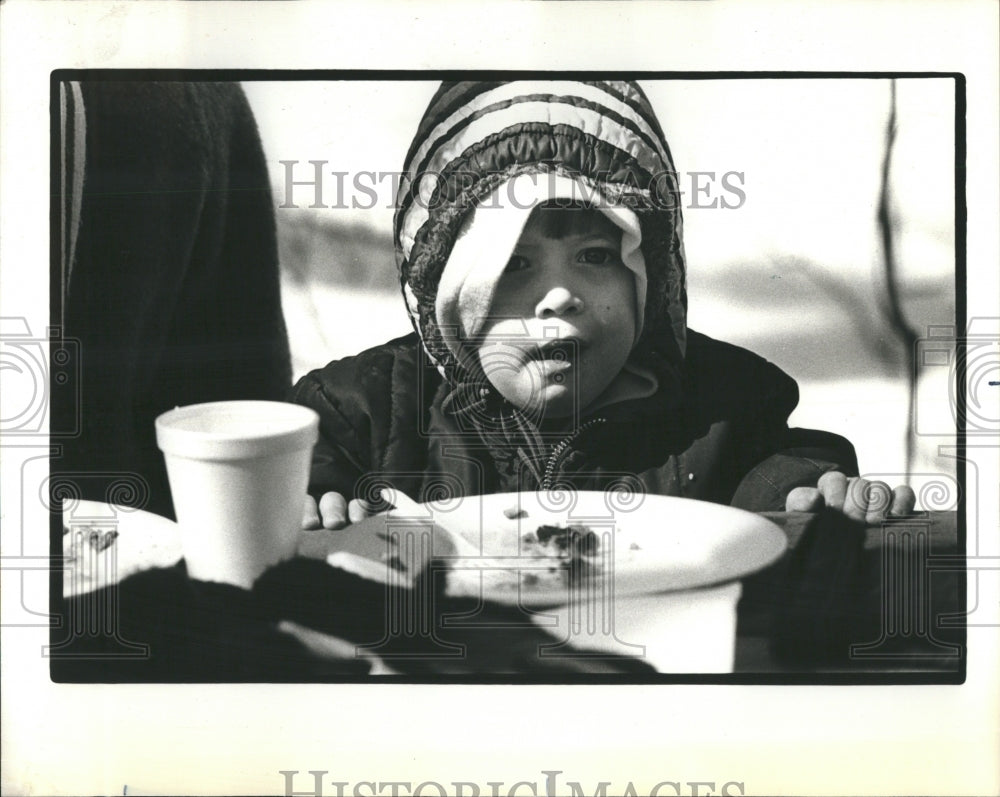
[
  {"xmin": 503, "ymin": 506, "xmax": 528, "ymax": 519},
  {"xmin": 89, "ymin": 529, "xmax": 119, "ymax": 552}
]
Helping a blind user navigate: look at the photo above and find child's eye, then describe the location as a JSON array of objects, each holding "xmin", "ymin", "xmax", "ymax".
[
  {"xmin": 577, "ymin": 247, "xmax": 620, "ymax": 266},
  {"xmin": 504, "ymin": 254, "xmax": 530, "ymax": 273}
]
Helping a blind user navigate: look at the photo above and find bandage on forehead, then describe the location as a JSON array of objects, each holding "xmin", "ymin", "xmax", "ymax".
[{"xmin": 434, "ymin": 173, "xmax": 647, "ymax": 357}]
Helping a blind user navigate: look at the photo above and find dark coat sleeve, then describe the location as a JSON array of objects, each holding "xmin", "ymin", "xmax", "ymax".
[
  {"xmin": 730, "ymin": 429, "xmax": 860, "ymax": 511},
  {"xmin": 289, "ymin": 334, "xmax": 429, "ymax": 502},
  {"xmin": 678, "ymin": 332, "xmax": 859, "ymax": 511}
]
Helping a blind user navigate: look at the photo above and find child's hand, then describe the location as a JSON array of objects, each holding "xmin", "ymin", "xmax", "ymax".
[
  {"xmin": 785, "ymin": 472, "xmax": 916, "ymax": 523},
  {"xmin": 302, "ymin": 492, "xmax": 378, "ymax": 530}
]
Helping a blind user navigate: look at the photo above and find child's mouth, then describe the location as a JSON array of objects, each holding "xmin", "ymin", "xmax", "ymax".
[{"xmin": 525, "ymin": 338, "xmax": 585, "ymax": 364}]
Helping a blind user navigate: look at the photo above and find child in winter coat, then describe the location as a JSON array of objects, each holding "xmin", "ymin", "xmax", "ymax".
[{"xmin": 294, "ymin": 80, "xmax": 914, "ymax": 530}]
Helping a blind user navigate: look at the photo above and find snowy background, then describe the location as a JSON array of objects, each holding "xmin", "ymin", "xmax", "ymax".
[{"xmin": 242, "ymin": 78, "xmax": 957, "ymax": 497}]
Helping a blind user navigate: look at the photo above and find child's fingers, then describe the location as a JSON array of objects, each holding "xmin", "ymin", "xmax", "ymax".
[
  {"xmin": 841, "ymin": 477, "xmax": 871, "ymax": 523},
  {"xmin": 319, "ymin": 492, "xmax": 349, "ymax": 530},
  {"xmin": 302, "ymin": 495, "xmax": 321, "ymax": 530},
  {"xmin": 817, "ymin": 471, "xmax": 848, "ymax": 511},
  {"xmin": 863, "ymin": 480, "xmax": 894, "ymax": 524},
  {"xmin": 889, "ymin": 485, "xmax": 917, "ymax": 517},
  {"xmin": 785, "ymin": 486, "xmax": 825, "ymax": 512},
  {"xmin": 347, "ymin": 498, "xmax": 376, "ymax": 524}
]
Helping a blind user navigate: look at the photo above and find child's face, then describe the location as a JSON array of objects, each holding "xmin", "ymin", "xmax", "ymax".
[{"xmin": 475, "ymin": 207, "xmax": 637, "ymax": 419}]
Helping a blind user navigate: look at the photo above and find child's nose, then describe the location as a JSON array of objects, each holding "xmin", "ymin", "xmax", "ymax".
[{"xmin": 536, "ymin": 285, "xmax": 584, "ymax": 318}]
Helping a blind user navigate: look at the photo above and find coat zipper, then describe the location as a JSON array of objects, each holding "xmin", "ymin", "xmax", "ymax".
[{"xmin": 541, "ymin": 417, "xmax": 607, "ymax": 489}]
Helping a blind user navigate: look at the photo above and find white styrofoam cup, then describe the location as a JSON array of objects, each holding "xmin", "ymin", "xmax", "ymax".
[{"xmin": 155, "ymin": 400, "xmax": 319, "ymax": 589}]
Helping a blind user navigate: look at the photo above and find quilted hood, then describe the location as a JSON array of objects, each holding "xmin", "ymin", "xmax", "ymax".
[{"xmin": 393, "ymin": 80, "xmax": 688, "ymax": 392}]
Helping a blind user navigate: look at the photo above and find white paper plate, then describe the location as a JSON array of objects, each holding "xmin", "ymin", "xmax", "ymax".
[
  {"xmin": 320, "ymin": 491, "xmax": 787, "ymax": 607},
  {"xmin": 428, "ymin": 491, "xmax": 787, "ymax": 605},
  {"xmin": 62, "ymin": 500, "xmax": 182, "ymax": 597}
]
